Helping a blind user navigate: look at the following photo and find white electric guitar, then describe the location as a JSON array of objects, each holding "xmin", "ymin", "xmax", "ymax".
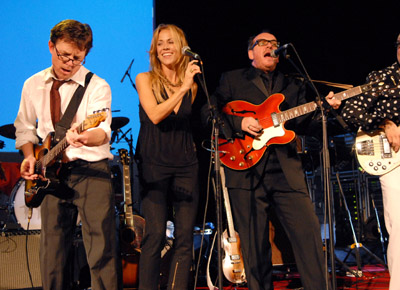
[{"xmin": 355, "ymin": 129, "xmax": 400, "ymax": 175}]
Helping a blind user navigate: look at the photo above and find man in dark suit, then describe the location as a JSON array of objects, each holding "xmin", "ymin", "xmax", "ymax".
[{"xmin": 207, "ymin": 30, "xmax": 339, "ymax": 290}]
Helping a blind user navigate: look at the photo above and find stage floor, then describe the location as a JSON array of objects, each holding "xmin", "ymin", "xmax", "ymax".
[{"xmin": 195, "ymin": 264, "xmax": 389, "ymax": 290}]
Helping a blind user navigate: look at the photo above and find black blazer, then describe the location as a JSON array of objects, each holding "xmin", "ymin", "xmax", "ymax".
[{"xmin": 211, "ymin": 66, "xmax": 312, "ymax": 190}]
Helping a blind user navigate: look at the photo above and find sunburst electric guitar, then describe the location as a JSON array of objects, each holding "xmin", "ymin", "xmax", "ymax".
[
  {"xmin": 219, "ymin": 84, "xmax": 373, "ymax": 170},
  {"xmin": 24, "ymin": 111, "xmax": 107, "ymax": 208},
  {"xmin": 355, "ymin": 129, "xmax": 400, "ymax": 176}
]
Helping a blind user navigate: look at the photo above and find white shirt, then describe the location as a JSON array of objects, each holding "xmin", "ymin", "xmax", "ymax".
[{"xmin": 14, "ymin": 66, "xmax": 113, "ymax": 162}]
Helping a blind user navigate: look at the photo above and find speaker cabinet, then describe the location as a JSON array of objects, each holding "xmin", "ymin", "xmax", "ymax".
[{"xmin": 0, "ymin": 231, "xmax": 42, "ymax": 290}]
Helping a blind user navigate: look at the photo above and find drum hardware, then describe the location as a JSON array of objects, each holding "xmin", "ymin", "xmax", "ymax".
[
  {"xmin": 0, "ymin": 124, "xmax": 16, "ymax": 140},
  {"xmin": 111, "ymin": 117, "xmax": 129, "ymax": 132}
]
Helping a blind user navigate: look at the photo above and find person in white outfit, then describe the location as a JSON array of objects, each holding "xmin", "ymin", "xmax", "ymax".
[{"xmin": 341, "ymin": 33, "xmax": 400, "ymax": 290}]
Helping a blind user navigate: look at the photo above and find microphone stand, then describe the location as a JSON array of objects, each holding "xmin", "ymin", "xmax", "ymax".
[
  {"xmin": 121, "ymin": 58, "xmax": 137, "ymax": 92},
  {"xmin": 283, "ymin": 44, "xmax": 347, "ymax": 290},
  {"xmin": 195, "ymin": 59, "xmax": 224, "ymax": 290}
]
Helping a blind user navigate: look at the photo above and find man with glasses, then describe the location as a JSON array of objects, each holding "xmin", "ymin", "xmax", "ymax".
[
  {"xmin": 14, "ymin": 19, "xmax": 118, "ymax": 290},
  {"xmin": 341, "ymin": 33, "xmax": 400, "ymax": 290},
  {"xmin": 205, "ymin": 30, "xmax": 338, "ymax": 290}
]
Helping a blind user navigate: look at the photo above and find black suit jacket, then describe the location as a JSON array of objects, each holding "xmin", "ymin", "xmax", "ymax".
[{"xmin": 211, "ymin": 66, "xmax": 312, "ymax": 190}]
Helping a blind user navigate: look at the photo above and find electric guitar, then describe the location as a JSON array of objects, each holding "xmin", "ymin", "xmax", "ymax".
[
  {"xmin": 119, "ymin": 149, "xmax": 145, "ymax": 288},
  {"xmin": 220, "ymin": 167, "xmax": 246, "ymax": 284},
  {"xmin": 24, "ymin": 111, "xmax": 107, "ymax": 207},
  {"xmin": 355, "ymin": 129, "xmax": 400, "ymax": 175},
  {"xmin": 219, "ymin": 84, "xmax": 373, "ymax": 170}
]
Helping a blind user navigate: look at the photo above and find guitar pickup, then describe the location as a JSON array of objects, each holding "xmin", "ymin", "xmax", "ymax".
[
  {"xmin": 230, "ymin": 254, "xmax": 241, "ymax": 261},
  {"xmin": 271, "ymin": 112, "xmax": 279, "ymax": 127},
  {"xmin": 228, "ymin": 237, "xmax": 237, "ymax": 243},
  {"xmin": 381, "ymin": 134, "xmax": 392, "ymax": 158}
]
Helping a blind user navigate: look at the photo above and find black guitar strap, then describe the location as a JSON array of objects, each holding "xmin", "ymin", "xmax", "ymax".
[{"xmin": 54, "ymin": 72, "xmax": 94, "ymax": 143}]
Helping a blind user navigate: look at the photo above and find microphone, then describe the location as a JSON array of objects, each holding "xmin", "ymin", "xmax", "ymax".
[
  {"xmin": 271, "ymin": 43, "xmax": 290, "ymax": 58},
  {"xmin": 121, "ymin": 58, "xmax": 134, "ymax": 83},
  {"xmin": 182, "ymin": 46, "xmax": 201, "ymax": 60}
]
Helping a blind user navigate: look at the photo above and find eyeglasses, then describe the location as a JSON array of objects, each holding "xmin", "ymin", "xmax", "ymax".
[
  {"xmin": 251, "ymin": 39, "xmax": 280, "ymax": 50},
  {"xmin": 54, "ymin": 45, "xmax": 86, "ymax": 66}
]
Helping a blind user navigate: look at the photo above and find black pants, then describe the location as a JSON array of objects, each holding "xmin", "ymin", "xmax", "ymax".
[
  {"xmin": 40, "ymin": 159, "xmax": 119, "ymax": 290},
  {"xmin": 229, "ymin": 163, "xmax": 328, "ymax": 290},
  {"xmin": 138, "ymin": 163, "xmax": 199, "ymax": 290}
]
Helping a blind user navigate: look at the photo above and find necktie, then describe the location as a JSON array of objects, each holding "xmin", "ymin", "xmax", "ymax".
[
  {"xmin": 50, "ymin": 79, "xmax": 67, "ymax": 126},
  {"xmin": 261, "ymin": 73, "xmax": 273, "ymax": 96}
]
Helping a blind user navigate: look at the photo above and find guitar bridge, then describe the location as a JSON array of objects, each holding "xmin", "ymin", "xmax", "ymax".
[
  {"xmin": 356, "ymin": 139, "xmax": 374, "ymax": 156},
  {"xmin": 271, "ymin": 112, "xmax": 279, "ymax": 127}
]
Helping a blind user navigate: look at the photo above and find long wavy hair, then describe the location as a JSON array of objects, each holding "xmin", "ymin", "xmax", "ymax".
[{"xmin": 148, "ymin": 24, "xmax": 189, "ymax": 103}]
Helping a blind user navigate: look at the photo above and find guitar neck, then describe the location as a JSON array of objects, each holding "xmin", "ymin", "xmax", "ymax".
[
  {"xmin": 276, "ymin": 84, "xmax": 370, "ymax": 124},
  {"xmin": 122, "ymin": 164, "xmax": 135, "ymax": 227},
  {"xmin": 38, "ymin": 122, "xmax": 86, "ymax": 169},
  {"xmin": 220, "ymin": 167, "xmax": 236, "ymax": 239}
]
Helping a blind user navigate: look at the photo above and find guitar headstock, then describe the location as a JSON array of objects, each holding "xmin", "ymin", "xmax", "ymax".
[
  {"xmin": 119, "ymin": 148, "xmax": 130, "ymax": 165},
  {"xmin": 82, "ymin": 111, "xmax": 107, "ymax": 131}
]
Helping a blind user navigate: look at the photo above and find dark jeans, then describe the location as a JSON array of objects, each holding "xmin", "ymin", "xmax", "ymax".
[{"xmin": 138, "ymin": 163, "xmax": 199, "ymax": 290}]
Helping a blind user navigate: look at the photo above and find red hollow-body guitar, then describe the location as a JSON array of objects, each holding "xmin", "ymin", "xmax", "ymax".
[{"xmin": 219, "ymin": 84, "xmax": 372, "ymax": 170}]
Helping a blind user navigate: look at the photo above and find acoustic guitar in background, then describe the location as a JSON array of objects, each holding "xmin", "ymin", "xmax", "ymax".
[{"xmin": 118, "ymin": 149, "xmax": 145, "ymax": 288}]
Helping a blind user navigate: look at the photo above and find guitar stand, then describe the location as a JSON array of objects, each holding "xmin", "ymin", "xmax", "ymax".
[
  {"xmin": 333, "ymin": 171, "xmax": 387, "ymax": 277},
  {"xmin": 370, "ymin": 193, "xmax": 387, "ymax": 265}
]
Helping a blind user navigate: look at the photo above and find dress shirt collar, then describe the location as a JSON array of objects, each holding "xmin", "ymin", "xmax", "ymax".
[{"xmin": 44, "ymin": 65, "xmax": 89, "ymax": 87}]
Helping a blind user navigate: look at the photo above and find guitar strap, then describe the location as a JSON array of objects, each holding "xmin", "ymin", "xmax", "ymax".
[{"xmin": 54, "ymin": 72, "xmax": 94, "ymax": 143}]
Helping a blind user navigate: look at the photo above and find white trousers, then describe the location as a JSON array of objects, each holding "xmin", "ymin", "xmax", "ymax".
[{"xmin": 380, "ymin": 165, "xmax": 400, "ymax": 290}]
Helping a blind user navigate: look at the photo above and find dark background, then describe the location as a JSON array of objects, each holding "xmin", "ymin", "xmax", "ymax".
[
  {"xmin": 154, "ymin": 1, "xmax": 400, "ymax": 224},
  {"xmin": 155, "ymin": 1, "xmax": 400, "ymax": 91}
]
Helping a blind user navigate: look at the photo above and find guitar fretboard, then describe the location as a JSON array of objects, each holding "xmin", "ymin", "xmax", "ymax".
[
  {"xmin": 277, "ymin": 84, "xmax": 369, "ymax": 124},
  {"xmin": 123, "ymin": 163, "xmax": 134, "ymax": 228},
  {"xmin": 35, "ymin": 122, "xmax": 85, "ymax": 171}
]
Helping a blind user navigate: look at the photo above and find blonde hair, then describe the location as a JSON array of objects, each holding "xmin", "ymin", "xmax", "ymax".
[{"xmin": 148, "ymin": 24, "xmax": 190, "ymax": 103}]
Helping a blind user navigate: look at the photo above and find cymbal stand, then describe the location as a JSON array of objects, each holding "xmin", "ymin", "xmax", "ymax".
[{"xmin": 334, "ymin": 171, "xmax": 387, "ymax": 275}]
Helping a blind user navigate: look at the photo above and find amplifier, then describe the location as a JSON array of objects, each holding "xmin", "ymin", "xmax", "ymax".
[{"xmin": 0, "ymin": 231, "xmax": 42, "ymax": 290}]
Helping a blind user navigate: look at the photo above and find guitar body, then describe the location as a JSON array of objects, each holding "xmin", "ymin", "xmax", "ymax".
[
  {"xmin": 356, "ymin": 129, "xmax": 400, "ymax": 175},
  {"xmin": 219, "ymin": 167, "xmax": 246, "ymax": 284},
  {"xmin": 222, "ymin": 229, "xmax": 246, "ymax": 284},
  {"xmin": 120, "ymin": 216, "xmax": 145, "ymax": 250},
  {"xmin": 120, "ymin": 217, "xmax": 145, "ymax": 288},
  {"xmin": 23, "ymin": 112, "xmax": 107, "ymax": 208},
  {"xmin": 25, "ymin": 134, "xmax": 63, "ymax": 208},
  {"xmin": 219, "ymin": 94, "xmax": 295, "ymax": 170}
]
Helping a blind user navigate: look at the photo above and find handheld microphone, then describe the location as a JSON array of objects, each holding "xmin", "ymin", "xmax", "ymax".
[
  {"xmin": 121, "ymin": 58, "xmax": 134, "ymax": 83},
  {"xmin": 182, "ymin": 46, "xmax": 201, "ymax": 60},
  {"xmin": 271, "ymin": 43, "xmax": 290, "ymax": 58}
]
